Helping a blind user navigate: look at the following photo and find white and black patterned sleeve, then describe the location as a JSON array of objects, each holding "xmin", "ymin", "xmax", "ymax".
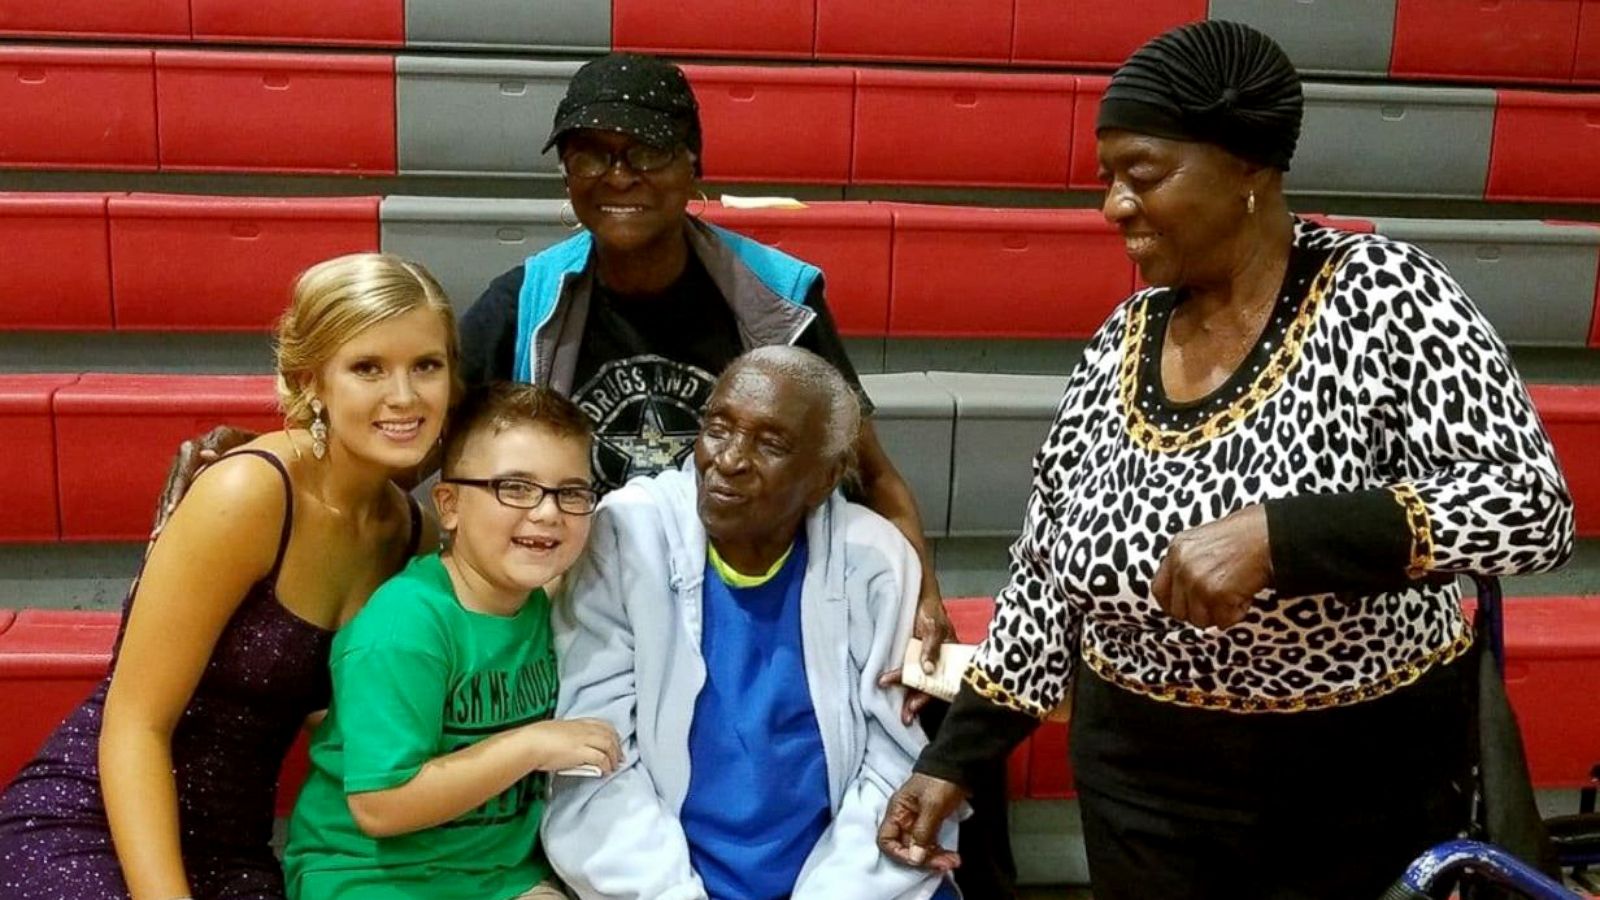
[{"xmin": 1266, "ymin": 239, "xmax": 1574, "ymax": 596}]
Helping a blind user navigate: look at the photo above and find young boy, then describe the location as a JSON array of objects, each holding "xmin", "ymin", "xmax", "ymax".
[{"xmin": 283, "ymin": 383, "xmax": 619, "ymax": 900}]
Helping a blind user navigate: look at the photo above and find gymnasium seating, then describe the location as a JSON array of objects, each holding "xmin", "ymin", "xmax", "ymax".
[
  {"xmin": 4, "ymin": 193, "xmax": 1596, "ymax": 350},
  {"xmin": 7, "ymin": 1, "xmax": 1600, "ymax": 88},
  {"xmin": 12, "ymin": 47, "xmax": 1600, "ymax": 202},
  {"xmin": 1, "ymin": 374, "xmax": 1595, "ymax": 544},
  {"xmin": 5, "ymin": 3, "xmax": 1600, "ymax": 889}
]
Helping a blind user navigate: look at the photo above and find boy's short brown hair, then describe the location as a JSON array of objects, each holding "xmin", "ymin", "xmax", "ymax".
[{"xmin": 441, "ymin": 382, "xmax": 593, "ymax": 478}]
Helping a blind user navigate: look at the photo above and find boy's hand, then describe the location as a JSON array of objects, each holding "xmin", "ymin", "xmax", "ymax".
[{"xmin": 523, "ymin": 718, "xmax": 622, "ymax": 775}]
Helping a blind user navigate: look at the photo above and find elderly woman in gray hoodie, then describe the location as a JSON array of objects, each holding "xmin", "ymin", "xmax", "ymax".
[{"xmin": 542, "ymin": 346, "xmax": 957, "ymax": 900}]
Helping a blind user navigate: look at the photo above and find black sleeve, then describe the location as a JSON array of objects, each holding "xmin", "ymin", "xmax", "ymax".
[
  {"xmin": 793, "ymin": 277, "xmax": 875, "ymax": 415},
  {"xmin": 1263, "ymin": 488, "xmax": 1422, "ymax": 597},
  {"xmin": 458, "ymin": 265, "xmax": 525, "ymax": 389},
  {"xmin": 913, "ymin": 682, "xmax": 1039, "ymax": 792}
]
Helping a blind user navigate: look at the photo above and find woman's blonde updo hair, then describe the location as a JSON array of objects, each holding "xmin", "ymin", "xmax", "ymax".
[{"xmin": 274, "ymin": 252, "xmax": 462, "ymax": 428}]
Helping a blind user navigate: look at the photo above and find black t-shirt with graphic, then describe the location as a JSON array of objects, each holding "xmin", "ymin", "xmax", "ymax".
[{"xmin": 460, "ymin": 254, "xmax": 868, "ymax": 492}]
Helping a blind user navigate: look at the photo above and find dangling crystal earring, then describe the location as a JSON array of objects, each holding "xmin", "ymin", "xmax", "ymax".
[
  {"xmin": 1247, "ymin": 190, "xmax": 1257, "ymax": 215},
  {"xmin": 309, "ymin": 398, "xmax": 328, "ymax": 460}
]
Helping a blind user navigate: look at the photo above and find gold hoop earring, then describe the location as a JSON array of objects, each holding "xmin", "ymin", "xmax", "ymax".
[
  {"xmin": 1247, "ymin": 190, "xmax": 1257, "ymax": 215},
  {"xmin": 309, "ymin": 398, "xmax": 329, "ymax": 460},
  {"xmin": 689, "ymin": 189, "xmax": 709, "ymax": 218},
  {"xmin": 559, "ymin": 201, "xmax": 581, "ymax": 231}
]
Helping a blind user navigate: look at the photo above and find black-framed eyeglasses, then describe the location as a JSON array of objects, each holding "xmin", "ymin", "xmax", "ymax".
[
  {"xmin": 560, "ymin": 142, "xmax": 681, "ymax": 179},
  {"xmin": 443, "ymin": 477, "xmax": 600, "ymax": 515}
]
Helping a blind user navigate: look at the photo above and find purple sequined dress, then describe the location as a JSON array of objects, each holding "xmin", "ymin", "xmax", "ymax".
[{"xmin": 0, "ymin": 451, "xmax": 418, "ymax": 899}]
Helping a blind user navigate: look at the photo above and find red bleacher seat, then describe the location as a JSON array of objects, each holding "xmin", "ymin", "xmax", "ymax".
[
  {"xmin": 1391, "ymin": 0, "xmax": 1581, "ymax": 84},
  {"xmin": 53, "ymin": 375, "xmax": 281, "ymax": 542},
  {"xmin": 1498, "ymin": 597, "xmax": 1600, "ymax": 788},
  {"xmin": 1578, "ymin": 0, "xmax": 1600, "ymax": 84},
  {"xmin": 853, "ymin": 70, "xmax": 1076, "ymax": 189},
  {"xmin": 0, "ymin": 48, "xmax": 158, "ymax": 172},
  {"xmin": 0, "ymin": 608, "xmax": 312, "ymax": 815},
  {"xmin": 154, "ymin": 50, "xmax": 396, "ymax": 175},
  {"xmin": 1012, "ymin": 0, "xmax": 1206, "ymax": 68},
  {"xmin": 108, "ymin": 194, "xmax": 380, "ymax": 331},
  {"xmin": 0, "ymin": 193, "xmax": 114, "ymax": 330},
  {"xmin": 815, "ymin": 0, "xmax": 1014, "ymax": 64},
  {"xmin": 701, "ymin": 202, "xmax": 893, "ymax": 336},
  {"xmin": 890, "ymin": 205, "xmax": 1132, "ymax": 338},
  {"xmin": 1488, "ymin": 90, "xmax": 1600, "ymax": 203},
  {"xmin": 685, "ymin": 65, "xmax": 855, "ymax": 184},
  {"xmin": 1530, "ymin": 385, "xmax": 1600, "ymax": 538},
  {"xmin": 190, "ymin": 0, "xmax": 404, "ymax": 47},
  {"xmin": 0, "ymin": 376, "xmax": 78, "ymax": 543},
  {"xmin": 1069, "ymin": 75, "xmax": 1107, "ymax": 190},
  {"xmin": 0, "ymin": 609, "xmax": 119, "ymax": 787},
  {"xmin": 0, "ymin": 0, "xmax": 188, "ymax": 41},
  {"xmin": 612, "ymin": 0, "xmax": 815, "ymax": 59}
]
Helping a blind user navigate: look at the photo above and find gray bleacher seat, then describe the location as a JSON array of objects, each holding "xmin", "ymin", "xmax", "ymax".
[
  {"xmin": 927, "ymin": 372, "xmax": 1066, "ymax": 538},
  {"xmin": 1290, "ymin": 83, "xmax": 1495, "ymax": 199},
  {"xmin": 396, "ymin": 57, "xmax": 581, "ymax": 178},
  {"xmin": 1209, "ymin": 0, "xmax": 1397, "ymax": 77},
  {"xmin": 1373, "ymin": 219, "xmax": 1600, "ymax": 347},
  {"xmin": 405, "ymin": 0, "xmax": 610, "ymax": 52},
  {"xmin": 380, "ymin": 196, "xmax": 570, "ymax": 313},
  {"xmin": 860, "ymin": 372, "xmax": 957, "ymax": 537}
]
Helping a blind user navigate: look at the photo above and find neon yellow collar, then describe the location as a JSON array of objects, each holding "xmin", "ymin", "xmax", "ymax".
[{"xmin": 708, "ymin": 542, "xmax": 793, "ymax": 588}]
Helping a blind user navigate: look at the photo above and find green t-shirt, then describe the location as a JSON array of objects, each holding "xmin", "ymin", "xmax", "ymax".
[{"xmin": 283, "ymin": 552, "xmax": 559, "ymax": 900}]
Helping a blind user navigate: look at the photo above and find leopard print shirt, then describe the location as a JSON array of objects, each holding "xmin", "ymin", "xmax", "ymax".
[{"xmin": 967, "ymin": 219, "xmax": 1575, "ymax": 716}]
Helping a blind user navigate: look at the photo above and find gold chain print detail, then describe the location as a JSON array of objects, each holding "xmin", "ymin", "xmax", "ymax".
[
  {"xmin": 964, "ymin": 665, "xmax": 1051, "ymax": 719},
  {"xmin": 1390, "ymin": 483, "xmax": 1436, "ymax": 579},
  {"xmin": 1082, "ymin": 628, "xmax": 1472, "ymax": 714},
  {"xmin": 1119, "ymin": 252, "xmax": 1346, "ymax": 454}
]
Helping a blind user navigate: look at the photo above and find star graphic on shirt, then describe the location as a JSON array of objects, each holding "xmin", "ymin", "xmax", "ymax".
[{"xmin": 598, "ymin": 396, "xmax": 699, "ymax": 482}]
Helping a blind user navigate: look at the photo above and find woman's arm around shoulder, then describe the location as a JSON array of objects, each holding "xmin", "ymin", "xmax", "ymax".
[{"xmin": 100, "ymin": 451, "xmax": 288, "ymax": 899}]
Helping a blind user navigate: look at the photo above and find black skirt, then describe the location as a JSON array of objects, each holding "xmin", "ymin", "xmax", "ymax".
[{"xmin": 1069, "ymin": 648, "xmax": 1476, "ymax": 900}]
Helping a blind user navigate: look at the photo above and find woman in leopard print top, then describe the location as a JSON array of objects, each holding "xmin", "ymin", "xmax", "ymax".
[{"xmin": 879, "ymin": 21, "xmax": 1573, "ymax": 900}]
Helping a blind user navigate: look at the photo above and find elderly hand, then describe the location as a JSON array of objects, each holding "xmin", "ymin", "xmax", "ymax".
[
  {"xmin": 876, "ymin": 586, "xmax": 955, "ymax": 725},
  {"xmin": 1152, "ymin": 504, "xmax": 1273, "ymax": 629},
  {"xmin": 876, "ymin": 773, "xmax": 965, "ymax": 874},
  {"xmin": 151, "ymin": 426, "xmax": 258, "ymax": 537}
]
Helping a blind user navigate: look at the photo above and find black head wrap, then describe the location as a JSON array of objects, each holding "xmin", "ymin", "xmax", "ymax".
[{"xmin": 1096, "ymin": 20, "xmax": 1303, "ymax": 171}]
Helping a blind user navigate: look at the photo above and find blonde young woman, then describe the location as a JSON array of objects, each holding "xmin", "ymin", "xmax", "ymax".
[{"xmin": 0, "ymin": 254, "xmax": 459, "ymax": 900}]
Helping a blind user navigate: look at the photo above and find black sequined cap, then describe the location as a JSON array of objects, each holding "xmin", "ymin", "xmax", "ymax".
[
  {"xmin": 544, "ymin": 53, "xmax": 703, "ymax": 169},
  {"xmin": 1097, "ymin": 20, "xmax": 1303, "ymax": 171}
]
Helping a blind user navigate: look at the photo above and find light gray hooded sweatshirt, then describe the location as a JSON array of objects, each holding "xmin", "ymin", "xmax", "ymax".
[{"xmin": 543, "ymin": 467, "xmax": 958, "ymax": 900}]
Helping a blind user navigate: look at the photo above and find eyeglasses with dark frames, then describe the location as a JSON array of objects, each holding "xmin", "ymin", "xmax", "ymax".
[
  {"xmin": 560, "ymin": 142, "xmax": 681, "ymax": 179},
  {"xmin": 443, "ymin": 477, "xmax": 600, "ymax": 515}
]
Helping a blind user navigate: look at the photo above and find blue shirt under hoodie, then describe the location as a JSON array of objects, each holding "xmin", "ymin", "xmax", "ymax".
[{"xmin": 681, "ymin": 533, "xmax": 832, "ymax": 900}]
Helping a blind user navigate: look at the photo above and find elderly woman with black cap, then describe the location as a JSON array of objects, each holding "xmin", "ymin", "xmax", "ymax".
[
  {"xmin": 877, "ymin": 20, "xmax": 1573, "ymax": 900},
  {"xmin": 457, "ymin": 51, "xmax": 958, "ymax": 678}
]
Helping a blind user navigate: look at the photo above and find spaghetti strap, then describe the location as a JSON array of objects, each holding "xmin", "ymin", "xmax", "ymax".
[
  {"xmin": 404, "ymin": 494, "xmax": 424, "ymax": 558},
  {"xmin": 212, "ymin": 448, "xmax": 295, "ymax": 580}
]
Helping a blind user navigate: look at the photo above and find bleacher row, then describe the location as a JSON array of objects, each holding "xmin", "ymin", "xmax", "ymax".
[
  {"xmin": 7, "ymin": 194, "xmax": 1600, "ymax": 347},
  {"xmin": 9, "ymin": 0, "xmax": 1600, "ymax": 86},
  {"xmin": 2, "ymin": 593, "xmax": 1598, "ymax": 823},
  {"xmin": 3, "ymin": 371, "xmax": 1598, "ymax": 546},
  {"xmin": 6, "ymin": 45, "xmax": 1600, "ymax": 203}
]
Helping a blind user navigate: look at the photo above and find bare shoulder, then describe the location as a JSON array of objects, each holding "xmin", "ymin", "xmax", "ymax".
[{"xmin": 171, "ymin": 441, "xmax": 292, "ymax": 545}]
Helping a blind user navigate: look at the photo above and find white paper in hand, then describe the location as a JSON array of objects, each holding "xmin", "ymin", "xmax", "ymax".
[
  {"xmin": 556, "ymin": 764, "xmax": 603, "ymax": 778},
  {"xmin": 899, "ymin": 639, "xmax": 977, "ymax": 703}
]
